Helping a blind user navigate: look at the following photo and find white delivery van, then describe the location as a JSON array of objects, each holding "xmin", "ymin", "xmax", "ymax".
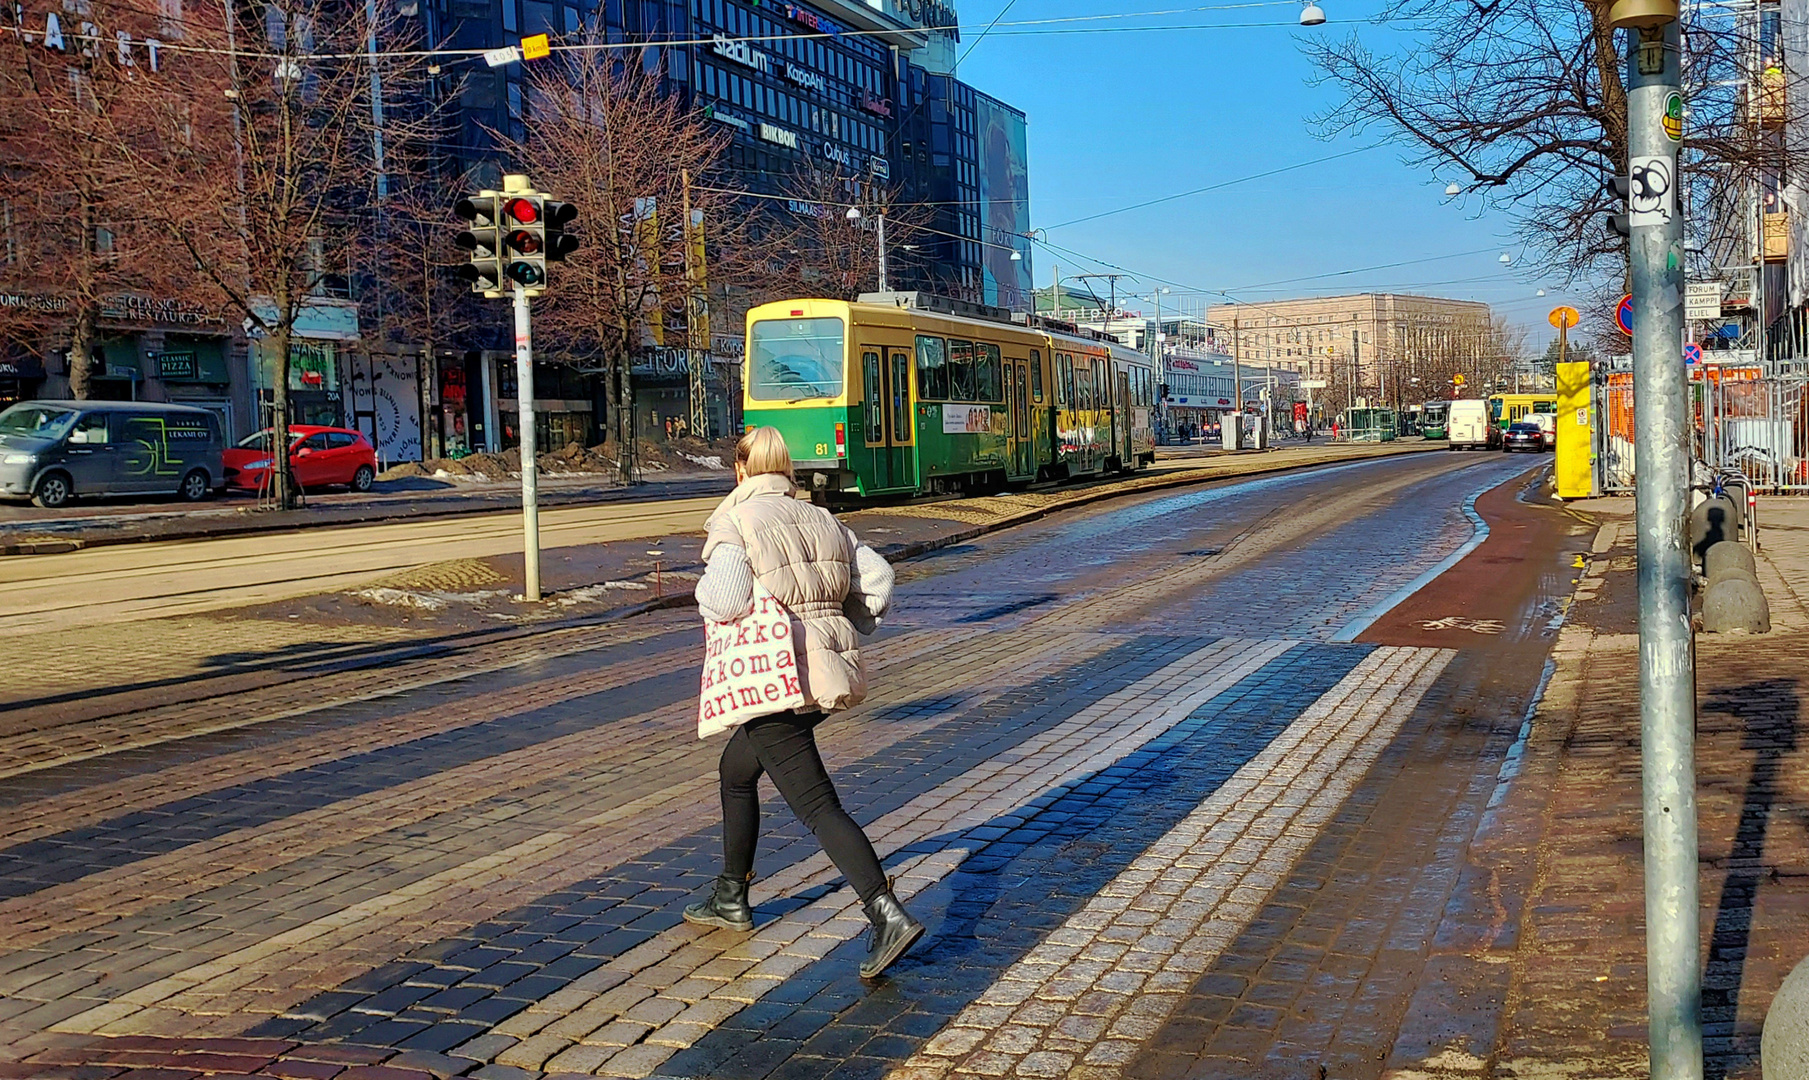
[{"xmin": 1447, "ymin": 399, "xmax": 1494, "ymax": 450}]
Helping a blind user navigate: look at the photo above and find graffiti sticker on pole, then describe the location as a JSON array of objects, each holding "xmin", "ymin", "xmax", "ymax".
[{"xmin": 1628, "ymin": 156, "xmax": 1675, "ymax": 227}]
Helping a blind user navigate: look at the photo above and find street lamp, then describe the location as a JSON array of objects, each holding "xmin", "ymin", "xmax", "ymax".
[
  {"xmin": 846, "ymin": 207, "xmax": 888, "ymax": 291},
  {"xmin": 1299, "ymin": 1, "xmax": 1326, "ymax": 24},
  {"xmin": 1445, "ymin": 182, "xmax": 1462, "ymax": 196}
]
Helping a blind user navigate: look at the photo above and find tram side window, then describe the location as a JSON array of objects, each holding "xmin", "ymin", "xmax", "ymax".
[
  {"xmin": 1030, "ymin": 350, "xmax": 1044, "ymax": 402},
  {"xmin": 863, "ymin": 351, "xmax": 883, "ymax": 443},
  {"xmin": 976, "ymin": 343, "xmax": 1002, "ymax": 403},
  {"xmin": 1064, "ymin": 355, "xmax": 1076, "ymax": 407},
  {"xmin": 1076, "ymin": 361, "xmax": 1091, "ymax": 409},
  {"xmin": 916, "ymin": 335, "xmax": 949, "ymax": 400},
  {"xmin": 948, "ymin": 339, "xmax": 976, "ymax": 400}
]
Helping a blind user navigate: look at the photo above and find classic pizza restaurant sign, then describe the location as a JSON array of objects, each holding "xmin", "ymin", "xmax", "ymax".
[{"xmin": 8, "ymin": 7, "xmax": 170, "ymax": 71}]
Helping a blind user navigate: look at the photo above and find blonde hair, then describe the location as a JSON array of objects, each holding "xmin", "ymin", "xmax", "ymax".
[{"xmin": 736, "ymin": 426, "xmax": 794, "ymax": 480}]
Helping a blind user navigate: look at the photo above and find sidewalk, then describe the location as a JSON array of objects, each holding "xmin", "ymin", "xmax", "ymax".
[{"xmin": 1380, "ymin": 497, "xmax": 1809, "ymax": 1079}]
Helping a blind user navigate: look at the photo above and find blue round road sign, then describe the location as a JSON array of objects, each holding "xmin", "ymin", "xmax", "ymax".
[
  {"xmin": 1684, "ymin": 342, "xmax": 1701, "ymax": 365},
  {"xmin": 1616, "ymin": 294, "xmax": 1634, "ymax": 337}
]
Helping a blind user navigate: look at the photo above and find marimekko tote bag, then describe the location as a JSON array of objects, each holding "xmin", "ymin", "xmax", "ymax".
[{"xmin": 698, "ymin": 581, "xmax": 806, "ymax": 737}]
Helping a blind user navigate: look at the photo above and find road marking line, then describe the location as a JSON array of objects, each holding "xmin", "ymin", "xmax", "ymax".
[
  {"xmin": 468, "ymin": 640, "xmax": 1299, "ymax": 1074},
  {"xmin": 887, "ymin": 645, "xmax": 1452, "ymax": 1079}
]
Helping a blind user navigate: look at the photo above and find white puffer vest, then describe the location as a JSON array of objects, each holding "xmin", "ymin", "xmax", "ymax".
[{"xmin": 702, "ymin": 473, "xmax": 866, "ymax": 712}]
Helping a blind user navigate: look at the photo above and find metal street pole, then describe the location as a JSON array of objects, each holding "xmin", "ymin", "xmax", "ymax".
[
  {"xmin": 512, "ymin": 283, "xmax": 542, "ymax": 602},
  {"xmin": 1627, "ymin": 19, "xmax": 1701, "ymax": 1080},
  {"xmin": 877, "ymin": 211, "xmax": 888, "ymax": 292}
]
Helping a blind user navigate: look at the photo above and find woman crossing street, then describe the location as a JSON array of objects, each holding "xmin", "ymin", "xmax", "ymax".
[{"xmin": 681, "ymin": 427, "xmax": 925, "ymax": 980}]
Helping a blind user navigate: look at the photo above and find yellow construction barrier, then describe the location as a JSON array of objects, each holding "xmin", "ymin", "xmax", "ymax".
[{"xmin": 1555, "ymin": 360, "xmax": 1594, "ymax": 498}]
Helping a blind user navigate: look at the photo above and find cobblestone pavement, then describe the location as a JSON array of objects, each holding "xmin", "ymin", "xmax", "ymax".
[
  {"xmin": 0, "ymin": 450, "xmax": 1579, "ymax": 1079},
  {"xmin": 1359, "ymin": 498, "xmax": 1809, "ymax": 1080}
]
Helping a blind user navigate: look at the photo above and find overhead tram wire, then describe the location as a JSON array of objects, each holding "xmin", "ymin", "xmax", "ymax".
[
  {"xmin": 1040, "ymin": 145, "xmax": 1383, "ymax": 231},
  {"xmin": 20, "ymin": 1, "xmax": 1318, "ymax": 64},
  {"xmin": 1020, "ymin": 234, "xmax": 1521, "ymax": 371}
]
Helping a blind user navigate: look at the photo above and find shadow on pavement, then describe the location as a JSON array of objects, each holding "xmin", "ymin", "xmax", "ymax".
[{"xmin": 1703, "ymin": 677, "xmax": 1802, "ymax": 1080}]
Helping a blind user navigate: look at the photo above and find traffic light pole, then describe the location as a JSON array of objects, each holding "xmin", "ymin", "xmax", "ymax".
[
  {"xmin": 1626, "ymin": 21, "xmax": 1701, "ymax": 1080},
  {"xmin": 513, "ymin": 284, "xmax": 542, "ymax": 602}
]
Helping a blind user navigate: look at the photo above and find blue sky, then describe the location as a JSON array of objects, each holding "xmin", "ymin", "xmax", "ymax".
[{"xmin": 952, "ymin": 0, "xmax": 1581, "ymax": 352}]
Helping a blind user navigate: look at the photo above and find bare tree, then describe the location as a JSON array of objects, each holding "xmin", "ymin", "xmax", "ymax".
[
  {"xmin": 122, "ymin": 0, "xmax": 429, "ymax": 506},
  {"xmin": 501, "ymin": 46, "xmax": 743, "ymax": 483},
  {"xmin": 1306, "ymin": 1, "xmax": 1767, "ymax": 284},
  {"xmin": 372, "ymin": 176, "xmax": 485, "ymax": 459},
  {"xmin": 767, "ymin": 168, "xmax": 932, "ymax": 301},
  {"xmin": 0, "ymin": 0, "xmax": 200, "ymax": 397}
]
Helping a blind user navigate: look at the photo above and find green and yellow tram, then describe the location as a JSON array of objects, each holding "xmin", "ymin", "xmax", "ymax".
[{"xmin": 743, "ymin": 295, "xmax": 1156, "ymax": 502}]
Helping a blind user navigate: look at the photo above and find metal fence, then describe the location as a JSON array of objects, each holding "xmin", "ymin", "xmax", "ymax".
[
  {"xmin": 1595, "ymin": 370, "xmax": 1809, "ymax": 493},
  {"xmin": 1702, "ymin": 372, "xmax": 1809, "ymax": 492}
]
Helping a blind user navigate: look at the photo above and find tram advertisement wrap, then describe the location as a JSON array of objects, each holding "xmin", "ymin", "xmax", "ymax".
[{"xmin": 697, "ymin": 583, "xmax": 805, "ymax": 737}]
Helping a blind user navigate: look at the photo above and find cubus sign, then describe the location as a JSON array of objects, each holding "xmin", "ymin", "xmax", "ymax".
[{"xmin": 697, "ymin": 583, "xmax": 806, "ymax": 737}]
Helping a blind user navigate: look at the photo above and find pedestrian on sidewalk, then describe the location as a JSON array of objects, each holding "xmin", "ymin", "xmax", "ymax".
[{"xmin": 682, "ymin": 426, "xmax": 926, "ymax": 979}]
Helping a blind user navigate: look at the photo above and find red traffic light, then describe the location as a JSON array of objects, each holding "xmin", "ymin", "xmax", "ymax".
[{"xmin": 503, "ymin": 197, "xmax": 540, "ymax": 224}]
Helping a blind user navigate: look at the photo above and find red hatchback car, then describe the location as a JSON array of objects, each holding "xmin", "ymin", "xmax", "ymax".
[{"xmin": 223, "ymin": 425, "xmax": 379, "ymax": 493}]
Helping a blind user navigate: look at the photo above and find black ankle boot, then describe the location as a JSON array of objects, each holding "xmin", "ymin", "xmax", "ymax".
[
  {"xmin": 859, "ymin": 888, "xmax": 924, "ymax": 979},
  {"xmin": 683, "ymin": 872, "xmax": 754, "ymax": 931}
]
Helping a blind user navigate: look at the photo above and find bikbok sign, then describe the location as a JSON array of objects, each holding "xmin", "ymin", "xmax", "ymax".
[
  {"xmin": 8, "ymin": 5, "xmax": 171, "ymax": 71},
  {"xmin": 697, "ymin": 583, "xmax": 806, "ymax": 736}
]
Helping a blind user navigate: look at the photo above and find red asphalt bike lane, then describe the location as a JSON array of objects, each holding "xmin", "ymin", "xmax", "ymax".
[{"xmin": 1356, "ymin": 459, "xmax": 1583, "ymax": 651}]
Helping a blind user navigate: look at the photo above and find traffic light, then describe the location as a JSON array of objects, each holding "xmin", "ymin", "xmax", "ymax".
[
  {"xmin": 1606, "ymin": 176, "xmax": 1631, "ymax": 239},
  {"xmin": 454, "ymin": 193, "xmax": 503, "ymax": 295},
  {"xmin": 501, "ymin": 195, "xmax": 546, "ymax": 289},
  {"xmin": 543, "ymin": 200, "xmax": 579, "ymax": 261}
]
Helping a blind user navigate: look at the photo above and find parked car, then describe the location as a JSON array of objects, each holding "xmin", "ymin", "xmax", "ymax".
[
  {"xmin": 0, "ymin": 400, "xmax": 223, "ymax": 508},
  {"xmin": 223, "ymin": 425, "xmax": 378, "ymax": 493},
  {"xmin": 1503, "ymin": 421, "xmax": 1546, "ymax": 453}
]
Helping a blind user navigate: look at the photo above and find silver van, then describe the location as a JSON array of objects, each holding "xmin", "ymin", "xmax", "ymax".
[{"xmin": 0, "ymin": 400, "xmax": 225, "ymax": 508}]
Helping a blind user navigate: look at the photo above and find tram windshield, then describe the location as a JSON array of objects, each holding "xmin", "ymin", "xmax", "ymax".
[{"xmin": 749, "ymin": 317, "xmax": 845, "ymax": 401}]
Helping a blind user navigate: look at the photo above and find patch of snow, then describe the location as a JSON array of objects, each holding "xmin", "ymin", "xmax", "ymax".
[
  {"xmin": 349, "ymin": 587, "xmax": 510, "ymax": 610},
  {"xmin": 679, "ymin": 452, "xmax": 727, "ymax": 470},
  {"xmin": 556, "ymin": 581, "xmax": 651, "ymax": 606}
]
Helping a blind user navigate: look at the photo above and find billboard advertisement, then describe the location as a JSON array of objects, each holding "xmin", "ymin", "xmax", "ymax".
[{"xmin": 975, "ymin": 92, "xmax": 1032, "ymax": 311}]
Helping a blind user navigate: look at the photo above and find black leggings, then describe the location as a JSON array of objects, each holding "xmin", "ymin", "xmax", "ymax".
[{"xmin": 719, "ymin": 712, "xmax": 887, "ymax": 904}]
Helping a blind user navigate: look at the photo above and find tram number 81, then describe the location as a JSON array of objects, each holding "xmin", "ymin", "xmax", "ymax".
[{"xmin": 815, "ymin": 442, "xmax": 830, "ymax": 455}]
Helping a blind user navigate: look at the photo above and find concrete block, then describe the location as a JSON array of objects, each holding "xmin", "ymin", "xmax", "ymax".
[
  {"xmin": 1763, "ymin": 954, "xmax": 1809, "ymax": 1079},
  {"xmin": 1702, "ymin": 575, "xmax": 1771, "ymax": 634},
  {"xmin": 1704, "ymin": 540, "xmax": 1758, "ymax": 582}
]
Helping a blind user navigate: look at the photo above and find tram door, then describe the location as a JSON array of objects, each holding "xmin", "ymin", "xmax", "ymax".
[
  {"xmin": 1117, "ymin": 370, "xmax": 1132, "ymax": 464},
  {"xmin": 1012, "ymin": 359, "xmax": 1033, "ymax": 477},
  {"xmin": 886, "ymin": 349, "xmax": 918, "ymax": 490},
  {"xmin": 862, "ymin": 348, "xmax": 915, "ymax": 492}
]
